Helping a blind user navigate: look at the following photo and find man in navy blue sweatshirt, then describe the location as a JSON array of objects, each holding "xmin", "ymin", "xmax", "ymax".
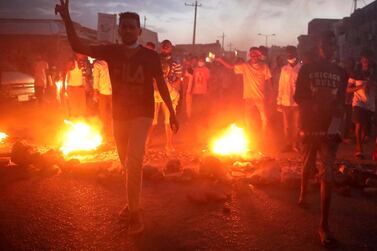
[{"xmin": 294, "ymin": 31, "xmax": 347, "ymax": 248}]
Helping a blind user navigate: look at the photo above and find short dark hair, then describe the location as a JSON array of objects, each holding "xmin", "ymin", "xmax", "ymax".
[
  {"xmin": 146, "ymin": 42, "xmax": 156, "ymax": 49},
  {"xmin": 119, "ymin": 12, "xmax": 141, "ymax": 27},
  {"xmin": 286, "ymin": 45, "xmax": 297, "ymax": 55},
  {"xmin": 360, "ymin": 48, "xmax": 374, "ymax": 59},
  {"xmin": 249, "ymin": 46, "xmax": 260, "ymax": 52}
]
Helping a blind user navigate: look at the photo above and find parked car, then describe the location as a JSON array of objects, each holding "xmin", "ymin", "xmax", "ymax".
[{"xmin": 0, "ymin": 71, "xmax": 35, "ymax": 103}]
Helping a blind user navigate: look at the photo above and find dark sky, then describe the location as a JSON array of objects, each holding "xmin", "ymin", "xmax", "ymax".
[{"xmin": 0, "ymin": 0, "xmax": 374, "ymax": 49}]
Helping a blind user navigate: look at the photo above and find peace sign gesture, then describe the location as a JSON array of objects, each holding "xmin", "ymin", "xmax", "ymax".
[{"xmin": 55, "ymin": 0, "xmax": 70, "ymax": 20}]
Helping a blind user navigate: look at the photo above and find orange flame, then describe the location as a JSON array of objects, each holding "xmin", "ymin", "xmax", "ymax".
[
  {"xmin": 210, "ymin": 124, "xmax": 250, "ymax": 156},
  {"xmin": 60, "ymin": 120, "xmax": 102, "ymax": 155},
  {"xmin": 0, "ymin": 132, "xmax": 7, "ymax": 143}
]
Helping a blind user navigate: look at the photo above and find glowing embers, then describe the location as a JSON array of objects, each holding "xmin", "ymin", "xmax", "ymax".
[
  {"xmin": 59, "ymin": 120, "xmax": 102, "ymax": 156},
  {"xmin": 210, "ymin": 124, "xmax": 251, "ymax": 157},
  {"xmin": 0, "ymin": 132, "xmax": 8, "ymax": 143}
]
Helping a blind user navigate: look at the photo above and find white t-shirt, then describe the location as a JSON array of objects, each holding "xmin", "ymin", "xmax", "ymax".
[
  {"xmin": 93, "ymin": 60, "xmax": 112, "ymax": 95},
  {"xmin": 350, "ymin": 79, "xmax": 376, "ymax": 112},
  {"xmin": 277, "ymin": 63, "xmax": 302, "ymax": 107},
  {"xmin": 234, "ymin": 62, "xmax": 272, "ymax": 101}
]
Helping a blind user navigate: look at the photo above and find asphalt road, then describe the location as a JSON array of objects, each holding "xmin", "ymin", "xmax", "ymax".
[
  {"xmin": 1, "ymin": 102, "xmax": 377, "ymax": 251},
  {"xmin": 0, "ymin": 168, "xmax": 377, "ymax": 251}
]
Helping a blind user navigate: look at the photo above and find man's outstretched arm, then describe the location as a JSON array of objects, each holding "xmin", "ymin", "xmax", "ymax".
[{"xmin": 55, "ymin": 0, "xmax": 92, "ymax": 56}]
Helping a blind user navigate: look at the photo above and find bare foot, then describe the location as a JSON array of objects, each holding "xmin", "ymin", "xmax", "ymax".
[
  {"xmin": 319, "ymin": 228, "xmax": 338, "ymax": 248},
  {"xmin": 297, "ymin": 195, "xmax": 308, "ymax": 208},
  {"xmin": 128, "ymin": 210, "xmax": 144, "ymax": 235},
  {"xmin": 119, "ymin": 206, "xmax": 130, "ymax": 225}
]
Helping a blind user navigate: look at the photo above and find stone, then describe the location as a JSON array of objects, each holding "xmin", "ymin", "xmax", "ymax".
[
  {"xmin": 11, "ymin": 141, "xmax": 41, "ymax": 166},
  {"xmin": 165, "ymin": 159, "xmax": 182, "ymax": 174},
  {"xmin": 143, "ymin": 165, "xmax": 164, "ymax": 181},
  {"xmin": 248, "ymin": 160, "xmax": 281, "ymax": 185},
  {"xmin": 199, "ymin": 156, "xmax": 228, "ymax": 180}
]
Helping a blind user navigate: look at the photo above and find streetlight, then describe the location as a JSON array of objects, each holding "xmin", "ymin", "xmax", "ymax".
[{"xmin": 258, "ymin": 33, "xmax": 276, "ymax": 47}]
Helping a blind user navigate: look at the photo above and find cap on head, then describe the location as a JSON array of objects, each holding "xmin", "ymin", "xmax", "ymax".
[{"xmin": 161, "ymin": 39, "xmax": 173, "ymax": 48}]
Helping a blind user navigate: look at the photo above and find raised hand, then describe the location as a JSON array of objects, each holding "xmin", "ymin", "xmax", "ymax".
[{"xmin": 55, "ymin": 0, "xmax": 70, "ymax": 20}]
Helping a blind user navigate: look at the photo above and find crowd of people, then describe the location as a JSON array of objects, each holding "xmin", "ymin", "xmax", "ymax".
[{"xmin": 47, "ymin": 0, "xmax": 377, "ymax": 245}]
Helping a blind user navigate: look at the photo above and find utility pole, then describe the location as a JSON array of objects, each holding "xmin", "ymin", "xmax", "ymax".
[
  {"xmin": 185, "ymin": 1, "xmax": 202, "ymax": 52},
  {"xmin": 144, "ymin": 16, "xmax": 147, "ymax": 28},
  {"xmin": 218, "ymin": 32, "xmax": 225, "ymax": 52},
  {"xmin": 227, "ymin": 42, "xmax": 232, "ymax": 51},
  {"xmin": 257, "ymin": 33, "xmax": 276, "ymax": 47},
  {"xmin": 352, "ymin": 0, "xmax": 366, "ymax": 12}
]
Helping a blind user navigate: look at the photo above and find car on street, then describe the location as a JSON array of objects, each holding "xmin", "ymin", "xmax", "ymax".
[{"xmin": 0, "ymin": 71, "xmax": 35, "ymax": 103}]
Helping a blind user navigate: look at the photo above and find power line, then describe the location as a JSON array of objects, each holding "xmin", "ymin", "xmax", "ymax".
[{"xmin": 257, "ymin": 33, "xmax": 275, "ymax": 47}]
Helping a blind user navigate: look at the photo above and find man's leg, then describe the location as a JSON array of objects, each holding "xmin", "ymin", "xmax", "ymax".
[
  {"xmin": 292, "ymin": 107, "xmax": 300, "ymax": 151},
  {"xmin": 281, "ymin": 106, "xmax": 292, "ymax": 151},
  {"xmin": 146, "ymin": 102, "xmax": 161, "ymax": 148},
  {"xmin": 299, "ymin": 141, "xmax": 317, "ymax": 205},
  {"xmin": 162, "ymin": 102, "xmax": 176, "ymax": 151},
  {"xmin": 353, "ymin": 107, "xmax": 364, "ymax": 157},
  {"xmin": 113, "ymin": 120, "xmax": 130, "ymax": 169},
  {"xmin": 256, "ymin": 100, "xmax": 268, "ymax": 137},
  {"xmin": 244, "ymin": 99, "xmax": 254, "ymax": 136},
  {"xmin": 318, "ymin": 140, "xmax": 339, "ymax": 246},
  {"xmin": 125, "ymin": 117, "xmax": 152, "ymax": 233},
  {"xmin": 105, "ymin": 95, "xmax": 113, "ymax": 138},
  {"xmin": 186, "ymin": 94, "xmax": 192, "ymax": 119},
  {"xmin": 98, "ymin": 94, "xmax": 107, "ymax": 135}
]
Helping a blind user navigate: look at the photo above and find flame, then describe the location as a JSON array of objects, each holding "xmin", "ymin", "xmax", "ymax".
[
  {"xmin": 0, "ymin": 132, "xmax": 7, "ymax": 143},
  {"xmin": 210, "ymin": 124, "xmax": 249, "ymax": 156},
  {"xmin": 60, "ymin": 120, "xmax": 102, "ymax": 155},
  {"xmin": 55, "ymin": 80, "xmax": 63, "ymax": 103},
  {"xmin": 206, "ymin": 52, "xmax": 216, "ymax": 63}
]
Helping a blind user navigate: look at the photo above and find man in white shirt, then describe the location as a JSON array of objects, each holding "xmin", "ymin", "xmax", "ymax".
[
  {"xmin": 93, "ymin": 59, "xmax": 112, "ymax": 139},
  {"xmin": 65, "ymin": 53, "xmax": 87, "ymax": 117},
  {"xmin": 217, "ymin": 47, "xmax": 272, "ymax": 138},
  {"xmin": 277, "ymin": 46, "xmax": 302, "ymax": 152}
]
